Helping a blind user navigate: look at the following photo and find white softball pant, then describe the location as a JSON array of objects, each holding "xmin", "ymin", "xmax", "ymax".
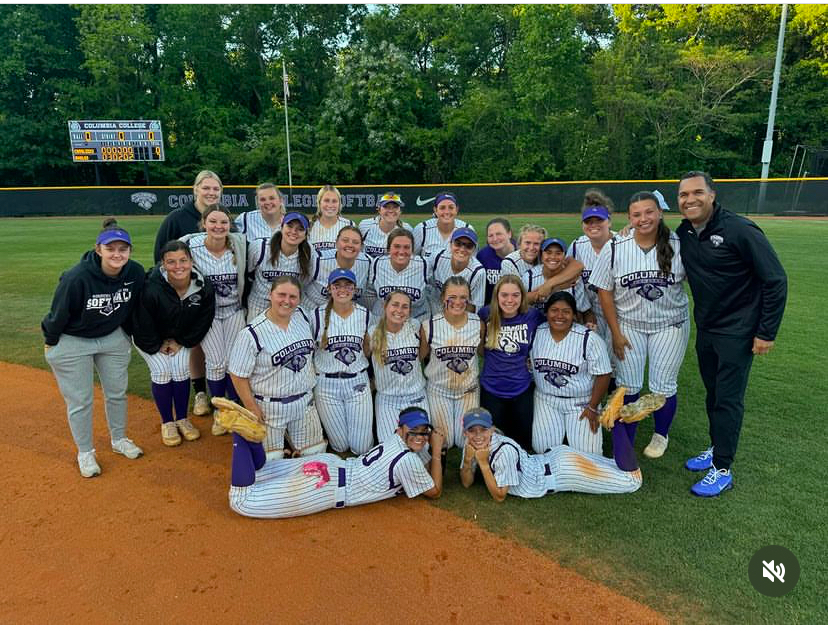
[
  {"xmin": 375, "ymin": 390, "xmax": 429, "ymax": 442},
  {"xmin": 229, "ymin": 453, "xmax": 347, "ymax": 518},
  {"xmin": 543, "ymin": 445, "xmax": 642, "ymax": 494},
  {"xmin": 45, "ymin": 329, "xmax": 131, "ymax": 453},
  {"xmin": 614, "ymin": 320, "xmax": 690, "ymax": 396},
  {"xmin": 533, "ymin": 391, "xmax": 602, "ymax": 455},
  {"xmin": 202, "ymin": 310, "xmax": 246, "ymax": 382},
  {"xmin": 135, "ymin": 345, "xmax": 191, "ymax": 384},
  {"xmin": 426, "ymin": 386, "xmax": 479, "ymax": 449},
  {"xmin": 314, "ymin": 373, "xmax": 374, "ymax": 455},
  {"xmin": 257, "ymin": 392, "xmax": 325, "ymax": 457}
]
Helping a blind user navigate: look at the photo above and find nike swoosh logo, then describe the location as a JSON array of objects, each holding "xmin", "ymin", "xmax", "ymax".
[
  {"xmin": 416, "ymin": 196, "xmax": 436, "ymax": 206},
  {"xmin": 124, "ymin": 281, "xmax": 134, "ymax": 285}
]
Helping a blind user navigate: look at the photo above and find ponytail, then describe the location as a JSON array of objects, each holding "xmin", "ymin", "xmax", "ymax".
[{"xmin": 320, "ymin": 298, "xmax": 334, "ymax": 348}]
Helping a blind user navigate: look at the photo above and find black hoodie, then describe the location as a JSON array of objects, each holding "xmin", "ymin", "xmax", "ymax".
[
  {"xmin": 41, "ymin": 251, "xmax": 145, "ymax": 345},
  {"xmin": 132, "ymin": 265, "xmax": 216, "ymax": 354},
  {"xmin": 153, "ymin": 201, "xmax": 201, "ymax": 263}
]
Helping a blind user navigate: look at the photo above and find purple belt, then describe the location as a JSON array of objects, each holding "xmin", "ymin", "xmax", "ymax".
[{"xmin": 254, "ymin": 392, "xmax": 305, "ymax": 404}]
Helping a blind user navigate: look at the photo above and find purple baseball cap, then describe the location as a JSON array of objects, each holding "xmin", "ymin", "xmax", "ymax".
[
  {"xmin": 451, "ymin": 227, "xmax": 478, "ymax": 246},
  {"xmin": 398, "ymin": 408, "xmax": 433, "ymax": 430},
  {"xmin": 327, "ymin": 268, "xmax": 357, "ymax": 285},
  {"xmin": 462, "ymin": 407, "xmax": 493, "ymax": 430},
  {"xmin": 582, "ymin": 206, "xmax": 610, "ymax": 221},
  {"xmin": 96, "ymin": 228, "xmax": 132, "ymax": 246},
  {"xmin": 542, "ymin": 237, "xmax": 567, "ymax": 252},
  {"xmin": 282, "ymin": 212, "xmax": 310, "ymax": 231},
  {"xmin": 434, "ymin": 193, "xmax": 457, "ymax": 206}
]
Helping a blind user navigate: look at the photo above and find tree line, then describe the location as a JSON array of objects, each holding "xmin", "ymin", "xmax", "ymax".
[{"xmin": 1, "ymin": 4, "xmax": 826, "ymax": 187}]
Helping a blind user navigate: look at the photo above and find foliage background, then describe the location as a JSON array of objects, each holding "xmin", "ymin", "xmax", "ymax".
[{"xmin": 1, "ymin": 4, "xmax": 827, "ymax": 187}]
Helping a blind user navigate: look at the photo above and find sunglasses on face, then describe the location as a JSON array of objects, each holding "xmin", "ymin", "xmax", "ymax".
[
  {"xmin": 453, "ymin": 240, "xmax": 475, "ymax": 250},
  {"xmin": 407, "ymin": 430, "xmax": 432, "ymax": 437}
]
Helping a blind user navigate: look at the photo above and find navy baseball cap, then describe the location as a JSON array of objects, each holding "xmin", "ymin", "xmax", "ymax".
[
  {"xmin": 282, "ymin": 212, "xmax": 310, "ymax": 231},
  {"xmin": 378, "ymin": 192, "xmax": 404, "ymax": 208},
  {"xmin": 462, "ymin": 407, "xmax": 493, "ymax": 430},
  {"xmin": 451, "ymin": 227, "xmax": 477, "ymax": 246},
  {"xmin": 97, "ymin": 228, "xmax": 132, "ymax": 246},
  {"xmin": 582, "ymin": 206, "xmax": 610, "ymax": 221},
  {"xmin": 542, "ymin": 237, "xmax": 567, "ymax": 252},
  {"xmin": 398, "ymin": 408, "xmax": 433, "ymax": 430},
  {"xmin": 327, "ymin": 268, "xmax": 357, "ymax": 285}
]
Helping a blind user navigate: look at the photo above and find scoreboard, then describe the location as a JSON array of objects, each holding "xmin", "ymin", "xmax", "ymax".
[{"xmin": 68, "ymin": 120, "xmax": 165, "ymax": 162}]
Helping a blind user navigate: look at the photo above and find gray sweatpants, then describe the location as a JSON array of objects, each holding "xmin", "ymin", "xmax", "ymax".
[{"xmin": 45, "ymin": 328, "xmax": 132, "ymax": 453}]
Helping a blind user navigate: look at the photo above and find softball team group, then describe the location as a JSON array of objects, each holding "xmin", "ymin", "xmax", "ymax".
[{"xmin": 42, "ymin": 171, "xmax": 692, "ymax": 517}]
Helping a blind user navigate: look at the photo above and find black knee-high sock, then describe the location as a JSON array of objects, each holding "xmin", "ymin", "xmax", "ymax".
[{"xmin": 192, "ymin": 377, "xmax": 207, "ymax": 394}]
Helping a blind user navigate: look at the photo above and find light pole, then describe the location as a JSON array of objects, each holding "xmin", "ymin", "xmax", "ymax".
[{"xmin": 758, "ymin": 3, "xmax": 788, "ymax": 213}]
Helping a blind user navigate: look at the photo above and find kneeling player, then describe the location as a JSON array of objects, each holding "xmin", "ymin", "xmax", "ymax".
[
  {"xmin": 225, "ymin": 406, "xmax": 444, "ymax": 518},
  {"xmin": 459, "ymin": 407, "xmax": 641, "ymax": 501}
]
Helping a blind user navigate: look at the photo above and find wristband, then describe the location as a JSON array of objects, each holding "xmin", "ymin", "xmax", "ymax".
[{"xmin": 586, "ymin": 405, "xmax": 599, "ymax": 414}]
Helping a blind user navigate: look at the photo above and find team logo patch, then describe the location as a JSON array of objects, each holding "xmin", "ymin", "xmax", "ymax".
[
  {"xmin": 326, "ymin": 335, "xmax": 363, "ymax": 366},
  {"xmin": 533, "ymin": 358, "xmax": 579, "ymax": 389},
  {"xmin": 636, "ymin": 283, "xmax": 664, "ymax": 301},
  {"xmin": 130, "ymin": 192, "xmax": 157, "ymax": 211},
  {"xmin": 435, "ymin": 346, "xmax": 476, "ymax": 374},
  {"xmin": 271, "ymin": 339, "xmax": 314, "ymax": 372},
  {"xmin": 710, "ymin": 235, "xmax": 724, "ymax": 247},
  {"xmin": 385, "ymin": 346, "xmax": 417, "ymax": 375},
  {"xmin": 208, "ymin": 273, "xmax": 237, "ymax": 298}
]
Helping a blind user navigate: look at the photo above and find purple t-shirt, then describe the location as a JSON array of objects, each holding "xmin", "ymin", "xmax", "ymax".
[
  {"xmin": 476, "ymin": 245, "xmax": 508, "ymax": 306},
  {"xmin": 479, "ymin": 306, "xmax": 547, "ymax": 397}
]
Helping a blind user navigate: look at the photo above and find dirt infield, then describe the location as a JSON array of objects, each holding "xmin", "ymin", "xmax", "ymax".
[{"xmin": 1, "ymin": 362, "xmax": 664, "ymax": 624}]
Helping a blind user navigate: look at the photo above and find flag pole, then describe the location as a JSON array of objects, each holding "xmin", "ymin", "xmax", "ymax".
[{"xmin": 282, "ymin": 58, "xmax": 293, "ymax": 193}]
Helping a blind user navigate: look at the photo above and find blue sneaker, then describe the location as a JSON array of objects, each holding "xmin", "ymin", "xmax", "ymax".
[
  {"xmin": 685, "ymin": 446, "xmax": 714, "ymax": 471},
  {"xmin": 691, "ymin": 467, "xmax": 733, "ymax": 497}
]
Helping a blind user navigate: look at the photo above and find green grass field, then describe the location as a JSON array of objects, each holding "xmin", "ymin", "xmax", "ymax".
[{"xmin": 1, "ymin": 213, "xmax": 825, "ymax": 623}]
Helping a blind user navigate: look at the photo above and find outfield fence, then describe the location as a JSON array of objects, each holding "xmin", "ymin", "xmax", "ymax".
[{"xmin": 1, "ymin": 178, "xmax": 826, "ymax": 217}]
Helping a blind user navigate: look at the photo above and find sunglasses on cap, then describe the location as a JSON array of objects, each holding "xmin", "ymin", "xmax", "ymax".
[{"xmin": 379, "ymin": 193, "xmax": 402, "ymax": 204}]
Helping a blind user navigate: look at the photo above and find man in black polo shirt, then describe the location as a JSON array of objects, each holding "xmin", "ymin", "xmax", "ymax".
[{"xmin": 676, "ymin": 171, "xmax": 787, "ymax": 497}]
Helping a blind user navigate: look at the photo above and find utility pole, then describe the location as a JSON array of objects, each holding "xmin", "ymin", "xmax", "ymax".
[{"xmin": 758, "ymin": 3, "xmax": 788, "ymax": 213}]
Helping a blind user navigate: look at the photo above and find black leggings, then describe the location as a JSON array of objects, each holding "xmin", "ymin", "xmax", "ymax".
[{"xmin": 480, "ymin": 384, "xmax": 535, "ymax": 452}]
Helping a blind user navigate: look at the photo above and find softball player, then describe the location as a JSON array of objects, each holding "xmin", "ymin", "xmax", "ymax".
[
  {"xmin": 226, "ymin": 407, "xmax": 444, "ymax": 518},
  {"xmin": 133, "ymin": 240, "xmax": 215, "ymax": 447},
  {"xmin": 42, "ymin": 219, "xmax": 145, "ymax": 477},
  {"xmin": 311, "ymin": 269, "xmax": 374, "ymax": 455},
  {"xmin": 308, "ymin": 185, "xmax": 356, "ymax": 252},
  {"xmin": 459, "ymin": 408, "xmax": 642, "ymax": 500},
  {"xmin": 179, "ymin": 204, "xmax": 248, "ymax": 436},
  {"xmin": 234, "ymin": 182, "xmax": 285, "ymax": 241},
  {"xmin": 589, "ymin": 191, "xmax": 691, "ymax": 459},
  {"xmin": 479, "ymin": 275, "xmax": 547, "ymax": 451},
  {"xmin": 303, "ymin": 226, "xmax": 371, "ymax": 311},
  {"xmin": 529, "ymin": 292, "xmax": 612, "ymax": 454},
  {"xmin": 246, "ymin": 212, "xmax": 312, "ymax": 322},
  {"xmin": 476, "ymin": 217, "xmax": 517, "ymax": 306},
  {"xmin": 359, "ymin": 192, "xmax": 414, "ymax": 259},
  {"xmin": 522, "ymin": 237, "xmax": 586, "ymax": 312},
  {"xmin": 500, "ymin": 224, "xmax": 547, "ymax": 278},
  {"xmin": 425, "ymin": 227, "xmax": 486, "ymax": 314},
  {"xmin": 421, "ymin": 276, "xmax": 483, "ymax": 449},
  {"xmin": 368, "ymin": 291, "xmax": 430, "ymax": 442},
  {"xmin": 567, "ymin": 191, "xmax": 616, "ymax": 355},
  {"xmin": 228, "ymin": 275, "xmax": 326, "ymax": 460},
  {"xmin": 413, "ymin": 192, "xmax": 474, "ymax": 260},
  {"xmin": 365, "ymin": 228, "xmax": 430, "ymax": 320}
]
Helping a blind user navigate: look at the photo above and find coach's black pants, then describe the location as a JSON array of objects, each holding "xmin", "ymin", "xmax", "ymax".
[
  {"xmin": 480, "ymin": 383, "xmax": 535, "ymax": 452},
  {"xmin": 695, "ymin": 330, "xmax": 754, "ymax": 471}
]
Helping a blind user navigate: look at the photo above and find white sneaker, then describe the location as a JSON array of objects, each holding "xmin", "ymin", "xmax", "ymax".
[
  {"xmin": 193, "ymin": 391, "xmax": 211, "ymax": 416},
  {"xmin": 111, "ymin": 437, "xmax": 144, "ymax": 459},
  {"xmin": 643, "ymin": 433, "xmax": 669, "ymax": 458},
  {"xmin": 77, "ymin": 450, "xmax": 101, "ymax": 478}
]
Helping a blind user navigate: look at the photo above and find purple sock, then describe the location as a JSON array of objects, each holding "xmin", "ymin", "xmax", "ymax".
[
  {"xmin": 207, "ymin": 377, "xmax": 226, "ymax": 398},
  {"xmin": 612, "ymin": 423, "xmax": 639, "ymax": 472},
  {"xmin": 250, "ymin": 440, "xmax": 266, "ymax": 471},
  {"xmin": 653, "ymin": 394, "xmax": 677, "ymax": 437},
  {"xmin": 171, "ymin": 379, "xmax": 190, "ymax": 421},
  {"xmin": 231, "ymin": 433, "xmax": 256, "ymax": 487},
  {"xmin": 623, "ymin": 393, "xmax": 640, "ymax": 442},
  {"xmin": 224, "ymin": 375, "xmax": 239, "ymax": 401},
  {"xmin": 151, "ymin": 382, "xmax": 174, "ymax": 424}
]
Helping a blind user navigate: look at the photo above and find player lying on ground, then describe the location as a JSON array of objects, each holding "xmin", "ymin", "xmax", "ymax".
[
  {"xmin": 458, "ymin": 401, "xmax": 662, "ymax": 501},
  {"xmin": 220, "ymin": 404, "xmax": 444, "ymax": 518}
]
